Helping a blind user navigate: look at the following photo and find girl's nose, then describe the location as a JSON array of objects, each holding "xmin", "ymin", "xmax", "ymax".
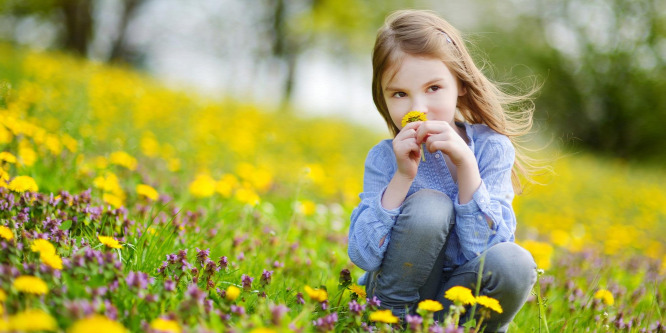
[{"xmin": 411, "ymin": 98, "xmax": 427, "ymax": 114}]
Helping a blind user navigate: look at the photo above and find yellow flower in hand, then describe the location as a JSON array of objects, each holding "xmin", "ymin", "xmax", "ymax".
[{"xmin": 401, "ymin": 111, "xmax": 428, "ymax": 161}]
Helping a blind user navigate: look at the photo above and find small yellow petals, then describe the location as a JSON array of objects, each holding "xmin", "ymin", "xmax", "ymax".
[
  {"xmin": 8, "ymin": 175, "xmax": 39, "ymax": 193},
  {"xmin": 13, "ymin": 275, "xmax": 49, "ymax": 295},
  {"xmin": 475, "ymin": 295, "xmax": 503, "ymax": 313},
  {"xmin": 8, "ymin": 309, "xmax": 57, "ymax": 332},
  {"xmin": 0, "ymin": 225, "xmax": 13, "ymax": 241},
  {"xmin": 348, "ymin": 284, "xmax": 366, "ymax": 299},
  {"xmin": 68, "ymin": 315, "xmax": 127, "ymax": 333},
  {"xmin": 401, "ymin": 111, "xmax": 427, "ymax": 127},
  {"xmin": 136, "ymin": 184, "xmax": 159, "ymax": 201},
  {"xmin": 444, "ymin": 286, "xmax": 476, "ymax": 305},
  {"xmin": 369, "ymin": 309, "xmax": 399, "ymax": 324},
  {"xmin": 149, "ymin": 318, "xmax": 181, "ymax": 333},
  {"xmin": 31, "ymin": 238, "xmax": 56, "ymax": 255},
  {"xmin": 304, "ymin": 285, "xmax": 328, "ymax": 302},
  {"xmin": 109, "ymin": 151, "xmax": 137, "ymax": 170},
  {"xmin": 225, "ymin": 285, "xmax": 241, "ymax": 301},
  {"xmin": 40, "ymin": 252, "xmax": 63, "ymax": 270},
  {"xmin": 593, "ymin": 289, "xmax": 614, "ymax": 306},
  {"xmin": 418, "ymin": 299, "xmax": 444, "ymax": 312},
  {"xmin": 0, "ymin": 151, "xmax": 17, "ymax": 164},
  {"xmin": 98, "ymin": 235, "xmax": 123, "ymax": 249}
]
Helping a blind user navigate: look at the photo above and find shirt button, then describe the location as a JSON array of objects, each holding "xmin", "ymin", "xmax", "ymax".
[
  {"xmin": 476, "ymin": 215, "xmax": 483, "ymax": 221},
  {"xmin": 435, "ymin": 153, "xmax": 441, "ymax": 159}
]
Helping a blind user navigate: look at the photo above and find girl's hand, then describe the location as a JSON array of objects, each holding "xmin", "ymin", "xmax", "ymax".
[
  {"xmin": 416, "ymin": 121, "xmax": 474, "ymax": 167},
  {"xmin": 392, "ymin": 122, "xmax": 422, "ymax": 180}
]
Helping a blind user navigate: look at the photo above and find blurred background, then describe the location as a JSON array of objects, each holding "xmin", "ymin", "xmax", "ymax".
[{"xmin": 0, "ymin": 0, "xmax": 665, "ymax": 162}]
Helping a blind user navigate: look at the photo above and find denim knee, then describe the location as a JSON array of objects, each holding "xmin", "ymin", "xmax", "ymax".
[
  {"xmin": 400, "ymin": 189, "xmax": 455, "ymax": 239},
  {"xmin": 483, "ymin": 242, "xmax": 537, "ymax": 294}
]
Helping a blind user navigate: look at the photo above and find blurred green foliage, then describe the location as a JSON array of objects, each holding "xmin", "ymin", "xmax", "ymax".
[{"xmin": 476, "ymin": 0, "xmax": 666, "ymax": 161}]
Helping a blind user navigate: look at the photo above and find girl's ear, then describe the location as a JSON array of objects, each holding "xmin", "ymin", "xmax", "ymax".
[{"xmin": 458, "ymin": 81, "xmax": 467, "ymax": 97}]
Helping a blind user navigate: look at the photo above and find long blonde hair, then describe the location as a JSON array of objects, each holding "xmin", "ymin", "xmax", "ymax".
[{"xmin": 371, "ymin": 9, "xmax": 539, "ymax": 192}]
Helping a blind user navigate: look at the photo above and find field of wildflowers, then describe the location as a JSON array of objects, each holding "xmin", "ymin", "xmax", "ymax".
[{"xmin": 0, "ymin": 44, "xmax": 664, "ymax": 332}]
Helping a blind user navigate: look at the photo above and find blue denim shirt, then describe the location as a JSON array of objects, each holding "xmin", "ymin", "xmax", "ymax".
[{"xmin": 348, "ymin": 122, "xmax": 516, "ymax": 279}]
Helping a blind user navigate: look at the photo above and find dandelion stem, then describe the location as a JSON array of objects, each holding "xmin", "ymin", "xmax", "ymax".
[{"xmin": 535, "ymin": 270, "xmax": 550, "ymax": 333}]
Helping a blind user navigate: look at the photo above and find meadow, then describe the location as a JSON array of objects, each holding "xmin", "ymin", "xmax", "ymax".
[{"xmin": 0, "ymin": 44, "xmax": 664, "ymax": 332}]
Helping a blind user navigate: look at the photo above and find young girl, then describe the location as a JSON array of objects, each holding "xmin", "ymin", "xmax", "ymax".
[{"xmin": 348, "ymin": 9, "xmax": 537, "ymax": 331}]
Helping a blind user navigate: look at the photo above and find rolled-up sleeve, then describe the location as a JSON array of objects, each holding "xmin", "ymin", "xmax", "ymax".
[
  {"xmin": 347, "ymin": 143, "xmax": 400, "ymax": 272},
  {"xmin": 453, "ymin": 137, "xmax": 516, "ymax": 260}
]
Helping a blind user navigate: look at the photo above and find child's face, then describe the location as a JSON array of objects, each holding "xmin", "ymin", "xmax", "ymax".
[{"xmin": 382, "ymin": 54, "xmax": 465, "ymax": 130}]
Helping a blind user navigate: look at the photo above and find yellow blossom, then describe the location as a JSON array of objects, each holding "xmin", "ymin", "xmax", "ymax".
[
  {"xmin": 68, "ymin": 315, "xmax": 127, "ymax": 333},
  {"xmin": 40, "ymin": 252, "xmax": 63, "ymax": 270},
  {"xmin": 136, "ymin": 184, "xmax": 159, "ymax": 201},
  {"xmin": 215, "ymin": 174, "xmax": 238, "ymax": 198},
  {"xmin": 235, "ymin": 187, "xmax": 260, "ymax": 206},
  {"xmin": 103, "ymin": 193, "xmax": 124, "ymax": 209},
  {"xmin": 188, "ymin": 174, "xmax": 216, "ymax": 198},
  {"xmin": 519, "ymin": 240, "xmax": 553, "ymax": 270},
  {"xmin": 348, "ymin": 284, "xmax": 366, "ymax": 299},
  {"xmin": 298, "ymin": 200, "xmax": 317, "ymax": 216},
  {"xmin": 31, "ymin": 238, "xmax": 56, "ymax": 255},
  {"xmin": 0, "ymin": 225, "xmax": 13, "ymax": 241},
  {"xmin": 444, "ymin": 286, "xmax": 476, "ymax": 305},
  {"xmin": 418, "ymin": 299, "xmax": 444, "ymax": 312},
  {"xmin": 593, "ymin": 289, "xmax": 614, "ymax": 306},
  {"xmin": 304, "ymin": 285, "xmax": 328, "ymax": 302},
  {"xmin": 61, "ymin": 134, "xmax": 78, "ymax": 153},
  {"xmin": 401, "ymin": 110, "xmax": 427, "ymax": 127},
  {"xmin": 44, "ymin": 134, "xmax": 62, "ymax": 155},
  {"xmin": 149, "ymin": 318, "xmax": 181, "ymax": 333},
  {"xmin": 475, "ymin": 295, "xmax": 503, "ymax": 313},
  {"xmin": 225, "ymin": 285, "xmax": 241, "ymax": 301},
  {"xmin": 8, "ymin": 175, "xmax": 39, "ymax": 193},
  {"xmin": 0, "ymin": 288, "xmax": 6, "ymax": 301},
  {"xmin": 109, "ymin": 151, "xmax": 137, "ymax": 170},
  {"xmin": 369, "ymin": 309, "xmax": 399, "ymax": 324},
  {"xmin": 0, "ymin": 151, "xmax": 16, "ymax": 164},
  {"xmin": 18, "ymin": 144, "xmax": 37, "ymax": 167},
  {"xmin": 250, "ymin": 328, "xmax": 277, "ymax": 333},
  {"xmin": 98, "ymin": 235, "xmax": 123, "ymax": 249},
  {"xmin": 8, "ymin": 309, "xmax": 57, "ymax": 332},
  {"xmin": 13, "ymin": 275, "xmax": 48, "ymax": 295}
]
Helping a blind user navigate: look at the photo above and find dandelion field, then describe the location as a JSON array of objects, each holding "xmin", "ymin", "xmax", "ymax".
[{"xmin": 0, "ymin": 44, "xmax": 664, "ymax": 332}]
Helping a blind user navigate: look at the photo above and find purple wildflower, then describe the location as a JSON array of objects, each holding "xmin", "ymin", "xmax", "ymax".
[
  {"xmin": 348, "ymin": 300, "xmax": 366, "ymax": 315},
  {"xmin": 313, "ymin": 312, "xmax": 338, "ymax": 332},
  {"xmin": 230, "ymin": 304, "xmax": 246, "ymax": 317},
  {"xmin": 406, "ymin": 315, "xmax": 423, "ymax": 331},
  {"xmin": 296, "ymin": 292, "xmax": 305, "ymax": 305},
  {"xmin": 367, "ymin": 296, "xmax": 381, "ymax": 309},
  {"xmin": 218, "ymin": 256, "xmax": 228, "ymax": 270},
  {"xmin": 270, "ymin": 304, "xmax": 289, "ymax": 325},
  {"xmin": 241, "ymin": 274, "xmax": 254, "ymax": 290},
  {"xmin": 196, "ymin": 247, "xmax": 210, "ymax": 267},
  {"xmin": 260, "ymin": 269, "xmax": 273, "ymax": 286}
]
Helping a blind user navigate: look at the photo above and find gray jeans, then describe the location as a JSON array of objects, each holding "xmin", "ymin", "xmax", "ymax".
[{"xmin": 365, "ymin": 189, "xmax": 536, "ymax": 332}]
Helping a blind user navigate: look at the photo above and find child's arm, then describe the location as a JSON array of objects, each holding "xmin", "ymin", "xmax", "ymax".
[
  {"xmin": 348, "ymin": 142, "xmax": 401, "ymax": 272},
  {"xmin": 381, "ymin": 122, "xmax": 423, "ymax": 210}
]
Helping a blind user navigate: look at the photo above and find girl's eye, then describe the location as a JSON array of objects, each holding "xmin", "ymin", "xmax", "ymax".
[
  {"xmin": 392, "ymin": 92, "xmax": 406, "ymax": 98},
  {"xmin": 427, "ymin": 85, "xmax": 441, "ymax": 92}
]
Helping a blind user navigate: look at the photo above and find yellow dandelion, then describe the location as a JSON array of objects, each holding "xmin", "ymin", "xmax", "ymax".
[
  {"xmin": 401, "ymin": 110, "xmax": 427, "ymax": 127},
  {"xmin": 136, "ymin": 184, "xmax": 159, "ymax": 201},
  {"xmin": 8, "ymin": 309, "xmax": 57, "ymax": 332},
  {"xmin": 401, "ymin": 111, "xmax": 427, "ymax": 161},
  {"xmin": 18, "ymin": 145, "xmax": 37, "ymax": 167},
  {"xmin": 0, "ymin": 225, "xmax": 13, "ymax": 241},
  {"xmin": 109, "ymin": 151, "xmax": 137, "ymax": 171},
  {"xmin": 68, "ymin": 315, "xmax": 127, "ymax": 333},
  {"xmin": 298, "ymin": 200, "xmax": 317, "ymax": 216},
  {"xmin": 418, "ymin": 299, "xmax": 444, "ymax": 312},
  {"xmin": 0, "ymin": 288, "xmax": 6, "ymax": 301},
  {"xmin": 40, "ymin": 252, "xmax": 63, "ymax": 270},
  {"xmin": 13, "ymin": 275, "xmax": 48, "ymax": 295},
  {"xmin": 444, "ymin": 286, "xmax": 476, "ymax": 305},
  {"xmin": 31, "ymin": 238, "xmax": 56, "ymax": 255},
  {"xmin": 0, "ymin": 152, "xmax": 17, "ymax": 164},
  {"xmin": 348, "ymin": 284, "xmax": 366, "ymax": 299},
  {"xmin": 304, "ymin": 285, "xmax": 328, "ymax": 302},
  {"xmin": 188, "ymin": 174, "xmax": 216, "ymax": 198},
  {"xmin": 369, "ymin": 309, "xmax": 399, "ymax": 324},
  {"xmin": 149, "ymin": 318, "xmax": 181, "ymax": 333},
  {"xmin": 103, "ymin": 193, "xmax": 124, "ymax": 209},
  {"xmin": 8, "ymin": 175, "xmax": 39, "ymax": 193},
  {"xmin": 98, "ymin": 235, "xmax": 123, "ymax": 249},
  {"xmin": 215, "ymin": 174, "xmax": 238, "ymax": 198},
  {"xmin": 593, "ymin": 289, "xmax": 614, "ymax": 306},
  {"xmin": 234, "ymin": 187, "xmax": 260, "ymax": 206},
  {"xmin": 475, "ymin": 295, "xmax": 503, "ymax": 313},
  {"xmin": 225, "ymin": 285, "xmax": 241, "ymax": 301}
]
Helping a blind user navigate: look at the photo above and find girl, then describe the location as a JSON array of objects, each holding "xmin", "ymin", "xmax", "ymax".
[{"xmin": 347, "ymin": 9, "xmax": 537, "ymax": 331}]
